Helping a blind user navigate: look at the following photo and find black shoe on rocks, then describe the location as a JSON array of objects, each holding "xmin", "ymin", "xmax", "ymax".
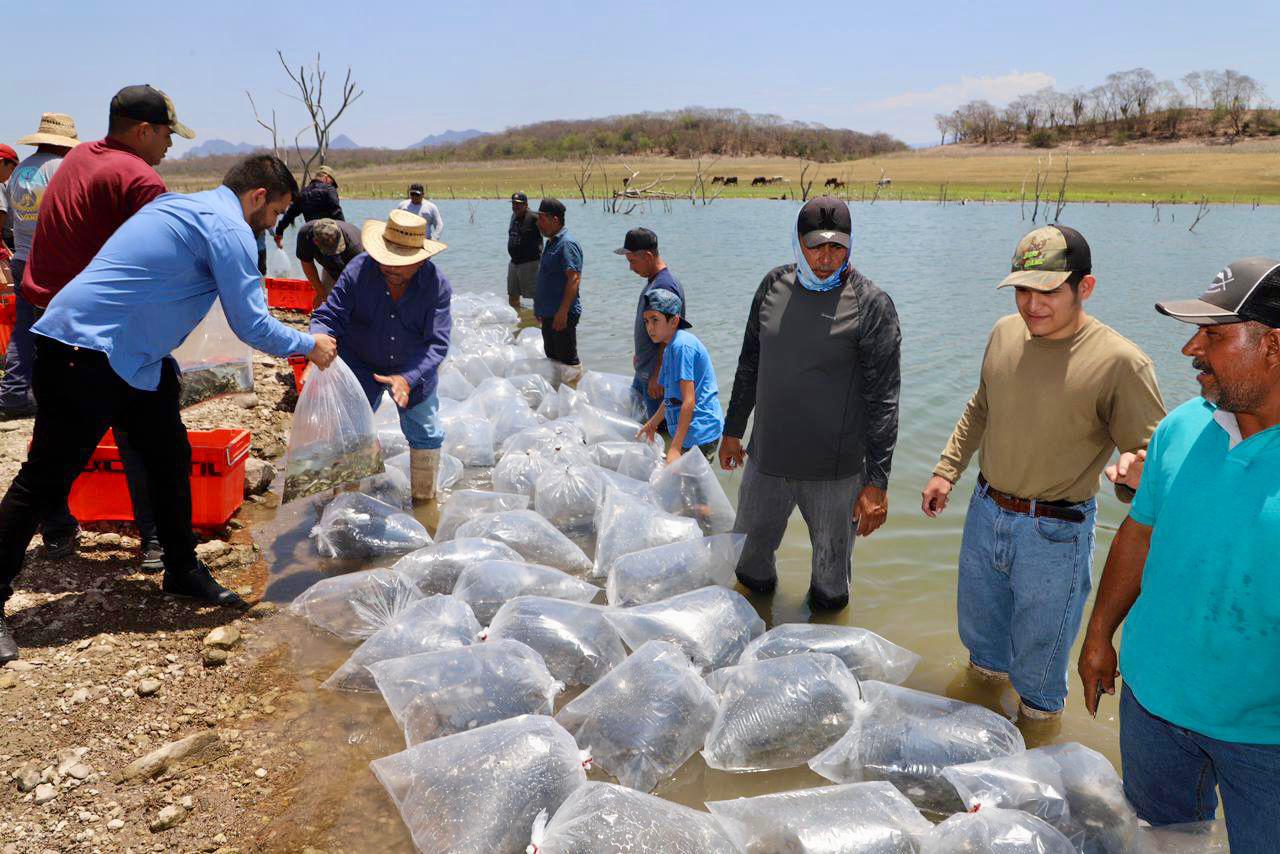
[
  {"xmin": 162, "ymin": 561, "xmax": 246, "ymax": 608},
  {"xmin": 735, "ymin": 572, "xmax": 777, "ymax": 595},
  {"xmin": 806, "ymin": 587, "xmax": 849, "ymax": 612},
  {"xmin": 0, "ymin": 614, "xmax": 18, "ymax": 664},
  {"xmin": 0, "ymin": 403, "xmax": 37, "ymax": 421},
  {"xmin": 138, "ymin": 541, "xmax": 164, "ymax": 573},
  {"xmin": 43, "ymin": 530, "xmax": 80, "ymax": 561}
]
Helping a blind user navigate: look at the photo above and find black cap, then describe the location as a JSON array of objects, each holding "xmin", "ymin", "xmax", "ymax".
[
  {"xmin": 408, "ymin": 182, "xmax": 424, "ymax": 194},
  {"xmin": 1156, "ymin": 257, "xmax": 1280, "ymax": 328},
  {"xmin": 797, "ymin": 196, "xmax": 852, "ymax": 248},
  {"xmin": 511, "ymin": 192, "xmax": 528, "ymax": 204},
  {"xmin": 537, "ymin": 198, "xmax": 566, "ymax": 220},
  {"xmin": 109, "ymin": 85, "xmax": 195, "ymax": 139},
  {"xmin": 614, "ymin": 227, "xmax": 658, "ymax": 256}
]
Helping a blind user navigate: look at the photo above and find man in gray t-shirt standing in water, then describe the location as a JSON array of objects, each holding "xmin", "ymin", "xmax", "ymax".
[{"xmin": 721, "ymin": 196, "xmax": 901, "ymax": 610}]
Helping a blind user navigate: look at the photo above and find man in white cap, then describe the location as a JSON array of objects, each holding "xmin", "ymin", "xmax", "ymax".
[{"xmin": 310, "ymin": 209, "xmax": 452, "ymax": 502}]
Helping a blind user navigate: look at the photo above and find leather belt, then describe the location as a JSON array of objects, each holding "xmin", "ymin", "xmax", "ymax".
[{"xmin": 977, "ymin": 474, "xmax": 1086, "ymax": 523}]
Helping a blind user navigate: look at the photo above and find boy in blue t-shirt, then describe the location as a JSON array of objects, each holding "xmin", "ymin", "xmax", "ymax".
[{"xmin": 636, "ymin": 289, "xmax": 724, "ymax": 464}]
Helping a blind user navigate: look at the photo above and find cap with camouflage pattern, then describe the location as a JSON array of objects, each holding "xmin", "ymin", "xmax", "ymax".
[
  {"xmin": 310, "ymin": 219, "xmax": 346, "ymax": 256},
  {"xmin": 998, "ymin": 224, "xmax": 1092, "ymax": 292},
  {"xmin": 315, "ymin": 165, "xmax": 338, "ymax": 185}
]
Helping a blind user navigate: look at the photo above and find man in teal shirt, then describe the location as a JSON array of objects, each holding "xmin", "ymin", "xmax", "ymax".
[{"xmin": 1078, "ymin": 256, "xmax": 1280, "ymax": 852}]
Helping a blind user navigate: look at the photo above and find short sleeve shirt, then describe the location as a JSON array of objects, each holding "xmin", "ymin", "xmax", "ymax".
[
  {"xmin": 534, "ymin": 229, "xmax": 583, "ymax": 318},
  {"xmin": 8, "ymin": 151, "xmax": 65, "ymax": 261},
  {"xmin": 296, "ymin": 220, "xmax": 364, "ymax": 279},
  {"xmin": 658, "ymin": 329, "xmax": 724, "ymax": 449},
  {"xmin": 633, "ymin": 267, "xmax": 686, "ymax": 383}
]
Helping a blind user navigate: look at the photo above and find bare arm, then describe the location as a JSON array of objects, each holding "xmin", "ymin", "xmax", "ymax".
[
  {"xmin": 1079, "ymin": 515, "xmax": 1153, "ymax": 716},
  {"xmin": 554, "ymin": 270, "xmax": 580, "ymax": 329},
  {"xmin": 667, "ymin": 379, "xmax": 697, "ymax": 463}
]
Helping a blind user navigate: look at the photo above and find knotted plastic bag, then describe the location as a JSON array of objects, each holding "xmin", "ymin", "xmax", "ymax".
[
  {"xmin": 436, "ymin": 489, "xmax": 530, "ymax": 541},
  {"xmin": 174, "ymin": 299, "xmax": 254, "ymax": 408},
  {"xmin": 369, "ymin": 640, "xmax": 563, "ymax": 746},
  {"xmin": 578, "ymin": 403, "xmax": 645, "ymax": 445},
  {"xmin": 309, "ymin": 492, "xmax": 431, "ymax": 559},
  {"xmin": 739, "ymin": 623, "xmax": 921, "ymax": 685},
  {"xmin": 281, "ymin": 357, "xmax": 383, "ymax": 503},
  {"xmin": 485, "ymin": 596, "xmax": 625, "ymax": 687},
  {"xmin": 592, "ymin": 486, "xmax": 702, "ymax": 579},
  {"xmin": 649, "ymin": 447, "xmax": 736, "ymax": 534},
  {"xmin": 603, "ymin": 585, "xmax": 764, "ymax": 673},
  {"xmin": 706, "ymin": 780, "xmax": 932, "ymax": 854},
  {"xmin": 493, "ymin": 449, "xmax": 556, "ymax": 496},
  {"xmin": 536, "ymin": 383, "xmax": 580, "ymax": 420},
  {"xmin": 502, "ymin": 422, "xmax": 587, "ymax": 459},
  {"xmin": 703, "ymin": 652, "xmax": 863, "ymax": 772},
  {"xmin": 809, "ymin": 681, "xmax": 1026, "ymax": 814},
  {"xmin": 369, "ymin": 715, "xmax": 587, "ymax": 854},
  {"xmin": 440, "ymin": 413, "xmax": 496, "ymax": 467},
  {"xmin": 556, "ymin": 640, "xmax": 717, "ymax": 793},
  {"xmin": 452, "ymin": 558, "xmax": 598, "ymax": 624},
  {"xmin": 606, "ymin": 533, "xmax": 745, "ymax": 607},
  {"xmin": 392, "ymin": 537, "xmax": 524, "ymax": 596},
  {"xmin": 456, "ymin": 510, "xmax": 594, "ymax": 577},
  {"xmin": 507, "ymin": 372, "xmax": 555, "ymax": 409},
  {"xmin": 919, "ymin": 807, "xmax": 1076, "ymax": 854},
  {"xmin": 528, "ymin": 782, "xmax": 738, "ymax": 854},
  {"xmin": 322, "ymin": 594, "xmax": 481, "ymax": 692},
  {"xmin": 287, "ymin": 568, "xmax": 423, "ymax": 642},
  {"xmin": 533, "ymin": 463, "xmax": 604, "ymax": 538},
  {"xmin": 578, "ymin": 371, "xmax": 644, "ymax": 421}
]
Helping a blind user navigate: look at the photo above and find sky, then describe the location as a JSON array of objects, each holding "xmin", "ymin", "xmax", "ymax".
[{"xmin": 7, "ymin": 0, "xmax": 1278, "ymax": 156}]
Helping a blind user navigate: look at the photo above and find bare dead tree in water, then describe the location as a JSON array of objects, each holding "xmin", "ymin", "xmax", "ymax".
[
  {"xmin": 1188, "ymin": 195, "xmax": 1211, "ymax": 232},
  {"xmin": 277, "ymin": 51, "xmax": 363, "ymax": 185},
  {"xmin": 689, "ymin": 155, "xmax": 727, "ymax": 206},
  {"xmin": 870, "ymin": 168, "xmax": 887, "ymax": 205},
  {"xmin": 245, "ymin": 91, "xmax": 286, "ymax": 167},
  {"xmin": 1020, "ymin": 170, "xmax": 1029, "ymax": 220},
  {"xmin": 571, "ymin": 153, "xmax": 596, "ymax": 204},
  {"xmin": 1052, "ymin": 157, "xmax": 1070, "ymax": 222},
  {"xmin": 799, "ymin": 162, "xmax": 817, "ymax": 202}
]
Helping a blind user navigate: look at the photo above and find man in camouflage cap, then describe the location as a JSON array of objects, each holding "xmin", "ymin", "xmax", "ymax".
[
  {"xmin": 921, "ymin": 224, "xmax": 1166, "ymax": 722},
  {"xmin": 295, "ymin": 217, "xmax": 363, "ymax": 308}
]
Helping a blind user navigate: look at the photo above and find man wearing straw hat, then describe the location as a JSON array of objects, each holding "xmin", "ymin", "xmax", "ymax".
[
  {"xmin": 310, "ymin": 210, "xmax": 452, "ymax": 503},
  {"xmin": 0, "ymin": 113, "xmax": 80, "ymax": 420}
]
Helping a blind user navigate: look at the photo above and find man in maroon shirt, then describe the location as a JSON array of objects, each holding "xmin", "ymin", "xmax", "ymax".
[{"xmin": 19, "ymin": 85, "xmax": 195, "ymax": 568}]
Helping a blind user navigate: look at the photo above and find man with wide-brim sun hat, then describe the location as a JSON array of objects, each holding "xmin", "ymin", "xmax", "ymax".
[{"xmin": 310, "ymin": 209, "xmax": 453, "ymax": 503}]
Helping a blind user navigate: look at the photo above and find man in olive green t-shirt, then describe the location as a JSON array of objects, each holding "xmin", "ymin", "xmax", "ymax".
[{"xmin": 921, "ymin": 224, "xmax": 1166, "ymax": 720}]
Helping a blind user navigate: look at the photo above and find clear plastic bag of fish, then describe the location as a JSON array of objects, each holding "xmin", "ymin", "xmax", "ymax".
[
  {"xmin": 533, "ymin": 463, "xmax": 605, "ymax": 538},
  {"xmin": 578, "ymin": 371, "xmax": 644, "ymax": 421},
  {"xmin": 357, "ymin": 465, "xmax": 412, "ymax": 510},
  {"xmin": 516, "ymin": 327, "xmax": 546, "ymax": 356},
  {"xmin": 706, "ymin": 780, "xmax": 933, "ymax": 854},
  {"xmin": 493, "ymin": 449, "xmax": 555, "ymax": 496},
  {"xmin": 739, "ymin": 623, "xmax": 921, "ymax": 685},
  {"xmin": 455, "ymin": 510, "xmax": 594, "ymax": 577},
  {"xmin": 919, "ymin": 807, "xmax": 1076, "ymax": 854},
  {"xmin": 501, "ymin": 421, "xmax": 587, "ymax": 459},
  {"xmin": 287, "ymin": 567, "xmax": 423, "ymax": 642},
  {"xmin": 437, "ymin": 362, "xmax": 476, "ymax": 401},
  {"xmin": 809, "ymin": 681, "xmax": 1026, "ymax": 814},
  {"xmin": 265, "ymin": 240, "xmax": 293, "ymax": 277},
  {"xmin": 649, "ymin": 447, "xmax": 736, "ymax": 534},
  {"xmin": 703, "ymin": 652, "xmax": 863, "ymax": 772},
  {"xmin": 606, "ymin": 533, "xmax": 744, "ymax": 607},
  {"xmin": 322, "ymin": 594, "xmax": 481, "ymax": 692},
  {"xmin": 603, "ymin": 585, "xmax": 764, "ymax": 673},
  {"xmin": 440, "ymin": 413, "xmax": 496, "ymax": 467},
  {"xmin": 617, "ymin": 444, "xmax": 662, "ymax": 482},
  {"xmin": 578, "ymin": 403, "xmax": 645, "ymax": 445},
  {"xmin": 392, "ymin": 537, "xmax": 524, "ymax": 596},
  {"xmin": 493, "ymin": 400, "xmax": 543, "ymax": 446},
  {"xmin": 309, "ymin": 492, "xmax": 431, "ymax": 559},
  {"xmin": 596, "ymin": 467, "xmax": 655, "ymax": 503},
  {"xmin": 507, "ymin": 355, "xmax": 559, "ymax": 385},
  {"xmin": 436, "ymin": 451, "xmax": 463, "ymax": 492},
  {"xmin": 537, "ymin": 382, "xmax": 580, "ymax": 420},
  {"xmin": 529, "ymin": 782, "xmax": 738, "ymax": 854},
  {"xmin": 591, "ymin": 440, "xmax": 651, "ymax": 472},
  {"xmin": 507, "ymin": 372, "xmax": 555, "ymax": 409},
  {"xmin": 174, "ymin": 298, "xmax": 254, "ymax": 408},
  {"xmin": 369, "ymin": 714, "xmax": 587, "ymax": 854},
  {"xmin": 281, "ymin": 357, "xmax": 383, "ymax": 503},
  {"xmin": 369, "ymin": 640, "xmax": 563, "ymax": 746},
  {"xmin": 942, "ymin": 742, "xmax": 1139, "ymax": 854},
  {"xmin": 556, "ymin": 639, "xmax": 718, "ymax": 793},
  {"xmin": 593, "ymin": 486, "xmax": 702, "ymax": 579},
  {"xmin": 469, "ymin": 376, "xmax": 524, "ymax": 418},
  {"xmin": 485, "ymin": 596, "xmax": 625, "ymax": 687},
  {"xmin": 450, "ymin": 352, "xmax": 496, "ymax": 386},
  {"xmin": 372, "ymin": 391, "xmax": 410, "ymax": 459},
  {"xmin": 452, "ymin": 558, "xmax": 599, "ymax": 624},
  {"xmin": 436, "ymin": 489, "xmax": 530, "ymax": 541},
  {"xmin": 478, "ymin": 344, "xmax": 517, "ymax": 377}
]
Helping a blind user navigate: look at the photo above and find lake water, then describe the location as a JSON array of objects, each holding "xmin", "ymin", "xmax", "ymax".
[{"xmin": 257, "ymin": 197, "xmax": 1263, "ymax": 848}]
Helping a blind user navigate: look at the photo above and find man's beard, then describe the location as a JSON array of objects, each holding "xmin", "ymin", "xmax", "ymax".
[{"xmin": 1195, "ymin": 358, "xmax": 1267, "ymax": 412}]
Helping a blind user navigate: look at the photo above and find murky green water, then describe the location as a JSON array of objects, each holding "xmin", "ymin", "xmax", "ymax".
[{"xmin": 258, "ymin": 197, "xmax": 1266, "ymax": 848}]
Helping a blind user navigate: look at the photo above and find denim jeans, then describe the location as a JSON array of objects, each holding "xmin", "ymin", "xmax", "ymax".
[
  {"xmin": 0, "ymin": 261, "xmax": 37, "ymax": 410},
  {"xmin": 374, "ymin": 390, "xmax": 444, "ymax": 450},
  {"xmin": 1121, "ymin": 684, "xmax": 1280, "ymax": 853},
  {"xmin": 630, "ymin": 374, "xmax": 663, "ymax": 422},
  {"xmin": 956, "ymin": 482, "xmax": 1096, "ymax": 712}
]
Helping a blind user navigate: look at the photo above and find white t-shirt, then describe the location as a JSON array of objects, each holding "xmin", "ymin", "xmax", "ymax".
[{"xmin": 396, "ymin": 198, "xmax": 443, "ymax": 239}]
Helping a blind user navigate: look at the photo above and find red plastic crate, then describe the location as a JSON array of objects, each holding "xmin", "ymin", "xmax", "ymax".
[
  {"xmin": 68, "ymin": 429, "xmax": 253, "ymax": 528},
  {"xmin": 265, "ymin": 277, "xmax": 315, "ymax": 312},
  {"xmin": 0, "ymin": 293, "xmax": 15, "ymax": 356},
  {"xmin": 287, "ymin": 355, "xmax": 309, "ymax": 393}
]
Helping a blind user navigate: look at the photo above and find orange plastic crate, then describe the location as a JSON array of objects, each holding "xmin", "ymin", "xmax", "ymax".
[
  {"xmin": 264, "ymin": 277, "xmax": 315, "ymax": 312},
  {"xmin": 287, "ymin": 355, "xmax": 309, "ymax": 393},
  {"xmin": 0, "ymin": 292, "xmax": 15, "ymax": 356},
  {"xmin": 68, "ymin": 428, "xmax": 253, "ymax": 528}
]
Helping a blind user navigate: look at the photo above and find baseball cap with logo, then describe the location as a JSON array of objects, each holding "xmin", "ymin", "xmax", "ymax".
[
  {"xmin": 614, "ymin": 227, "xmax": 659, "ymax": 255},
  {"xmin": 797, "ymin": 196, "xmax": 852, "ymax": 249},
  {"xmin": 409, "ymin": 183, "xmax": 424, "ymax": 195},
  {"xmin": 311, "ymin": 219, "xmax": 346, "ymax": 256},
  {"xmin": 643, "ymin": 288, "xmax": 691, "ymax": 328},
  {"xmin": 511, "ymin": 192, "xmax": 528, "ymax": 204},
  {"xmin": 109, "ymin": 85, "xmax": 195, "ymax": 139},
  {"xmin": 1155, "ymin": 256, "xmax": 1280, "ymax": 328},
  {"xmin": 999, "ymin": 224, "xmax": 1092, "ymax": 291}
]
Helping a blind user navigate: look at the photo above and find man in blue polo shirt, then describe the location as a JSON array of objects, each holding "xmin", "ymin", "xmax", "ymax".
[
  {"xmin": 1078, "ymin": 256, "xmax": 1280, "ymax": 852},
  {"xmin": 615, "ymin": 227, "xmax": 686, "ymax": 425},
  {"xmin": 533, "ymin": 198, "xmax": 583, "ymax": 381}
]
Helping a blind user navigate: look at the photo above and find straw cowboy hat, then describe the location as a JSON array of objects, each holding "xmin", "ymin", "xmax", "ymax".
[
  {"xmin": 17, "ymin": 113, "xmax": 80, "ymax": 148},
  {"xmin": 361, "ymin": 209, "xmax": 446, "ymax": 266}
]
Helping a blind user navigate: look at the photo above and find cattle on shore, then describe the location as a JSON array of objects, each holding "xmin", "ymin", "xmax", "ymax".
[
  {"xmin": 711, "ymin": 176, "xmax": 724, "ymax": 184},
  {"xmin": 723, "ymin": 176, "xmax": 738, "ymax": 186},
  {"xmin": 877, "ymin": 177, "xmax": 892, "ymax": 188},
  {"xmin": 824, "ymin": 178, "xmax": 846, "ymax": 189},
  {"xmin": 751, "ymin": 176, "xmax": 768, "ymax": 186}
]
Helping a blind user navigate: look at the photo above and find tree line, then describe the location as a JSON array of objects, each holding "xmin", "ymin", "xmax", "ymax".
[{"xmin": 935, "ymin": 68, "xmax": 1271, "ymax": 146}]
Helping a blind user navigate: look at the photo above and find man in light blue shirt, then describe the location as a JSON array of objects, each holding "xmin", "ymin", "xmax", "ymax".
[
  {"xmin": 1078, "ymin": 257, "xmax": 1280, "ymax": 852},
  {"xmin": 0, "ymin": 155, "xmax": 337, "ymax": 663}
]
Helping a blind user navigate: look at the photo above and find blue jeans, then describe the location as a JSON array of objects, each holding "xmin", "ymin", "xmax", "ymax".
[
  {"xmin": 373, "ymin": 391, "xmax": 443, "ymax": 450},
  {"xmin": 630, "ymin": 374, "xmax": 663, "ymax": 422},
  {"xmin": 1121, "ymin": 684, "xmax": 1280, "ymax": 853},
  {"xmin": 956, "ymin": 482, "xmax": 1096, "ymax": 712},
  {"xmin": 0, "ymin": 262, "xmax": 37, "ymax": 410}
]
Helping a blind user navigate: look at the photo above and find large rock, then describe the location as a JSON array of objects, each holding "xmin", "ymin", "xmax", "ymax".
[
  {"xmin": 149, "ymin": 803, "xmax": 188, "ymax": 832},
  {"xmin": 118, "ymin": 732, "xmax": 227, "ymax": 782},
  {"xmin": 243, "ymin": 457, "xmax": 276, "ymax": 497},
  {"xmin": 203, "ymin": 626, "xmax": 241, "ymax": 649}
]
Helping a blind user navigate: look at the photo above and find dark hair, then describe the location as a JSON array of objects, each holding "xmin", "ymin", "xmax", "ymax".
[
  {"xmin": 107, "ymin": 113, "xmax": 143, "ymax": 137},
  {"xmin": 222, "ymin": 155, "xmax": 299, "ymax": 201},
  {"xmin": 1065, "ymin": 269, "xmax": 1091, "ymax": 293}
]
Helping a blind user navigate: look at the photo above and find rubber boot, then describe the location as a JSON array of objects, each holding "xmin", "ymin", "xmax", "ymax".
[{"xmin": 411, "ymin": 448, "xmax": 440, "ymax": 503}]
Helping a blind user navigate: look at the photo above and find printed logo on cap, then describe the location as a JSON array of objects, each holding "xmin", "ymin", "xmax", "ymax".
[{"xmin": 1207, "ymin": 267, "xmax": 1233, "ymax": 294}]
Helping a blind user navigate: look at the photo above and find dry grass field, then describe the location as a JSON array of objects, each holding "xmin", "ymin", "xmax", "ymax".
[{"xmin": 161, "ymin": 138, "xmax": 1280, "ymax": 204}]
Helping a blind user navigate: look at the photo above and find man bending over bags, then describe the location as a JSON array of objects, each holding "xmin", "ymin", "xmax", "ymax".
[{"xmin": 310, "ymin": 209, "xmax": 452, "ymax": 503}]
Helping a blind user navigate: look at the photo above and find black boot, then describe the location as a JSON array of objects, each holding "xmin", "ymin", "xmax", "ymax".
[
  {"xmin": 0, "ymin": 612, "xmax": 18, "ymax": 664},
  {"xmin": 162, "ymin": 561, "xmax": 246, "ymax": 608},
  {"xmin": 138, "ymin": 540, "xmax": 164, "ymax": 573},
  {"xmin": 806, "ymin": 587, "xmax": 849, "ymax": 612},
  {"xmin": 735, "ymin": 571, "xmax": 777, "ymax": 595}
]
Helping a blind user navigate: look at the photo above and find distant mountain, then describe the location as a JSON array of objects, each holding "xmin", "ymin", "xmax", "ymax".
[
  {"xmin": 329, "ymin": 134, "xmax": 360, "ymax": 150},
  {"xmin": 184, "ymin": 139, "xmax": 261, "ymax": 159},
  {"xmin": 410, "ymin": 129, "xmax": 487, "ymax": 148}
]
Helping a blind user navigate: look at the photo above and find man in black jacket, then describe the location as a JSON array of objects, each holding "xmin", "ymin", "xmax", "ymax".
[
  {"xmin": 720, "ymin": 197, "xmax": 901, "ymax": 610},
  {"xmin": 273, "ymin": 165, "xmax": 344, "ymax": 250},
  {"xmin": 506, "ymin": 192, "xmax": 542, "ymax": 310}
]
